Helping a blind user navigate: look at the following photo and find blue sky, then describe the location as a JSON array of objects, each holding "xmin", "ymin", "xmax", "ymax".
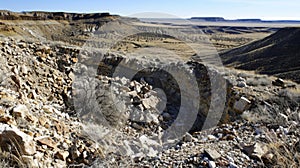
[{"xmin": 0, "ymin": 0, "xmax": 299, "ymax": 20}]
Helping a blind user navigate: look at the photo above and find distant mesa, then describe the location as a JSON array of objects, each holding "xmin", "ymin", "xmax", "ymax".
[
  {"xmin": 190, "ymin": 17, "xmax": 263, "ymax": 22},
  {"xmin": 236, "ymin": 19, "xmax": 262, "ymax": 22},
  {"xmin": 190, "ymin": 17, "xmax": 300, "ymax": 23},
  {"xmin": 190, "ymin": 17, "xmax": 225, "ymax": 22}
]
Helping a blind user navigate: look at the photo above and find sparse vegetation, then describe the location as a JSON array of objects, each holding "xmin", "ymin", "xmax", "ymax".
[
  {"xmin": 0, "ymin": 148, "xmax": 24, "ymax": 168},
  {"xmin": 264, "ymin": 129, "xmax": 300, "ymax": 168},
  {"xmin": 0, "ymin": 10, "xmax": 299, "ymax": 167}
]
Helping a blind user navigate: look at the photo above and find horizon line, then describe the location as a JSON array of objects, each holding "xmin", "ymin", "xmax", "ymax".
[{"xmin": 1, "ymin": 9, "xmax": 300, "ymax": 21}]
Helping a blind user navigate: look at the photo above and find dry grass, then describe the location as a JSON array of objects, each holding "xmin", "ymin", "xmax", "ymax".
[
  {"xmin": 270, "ymin": 143, "xmax": 300, "ymax": 168},
  {"xmin": 0, "ymin": 148, "xmax": 24, "ymax": 168},
  {"xmin": 262, "ymin": 100, "xmax": 300, "ymax": 168},
  {"xmin": 246, "ymin": 76, "xmax": 271, "ymax": 86},
  {"xmin": 0, "ymin": 136, "xmax": 28, "ymax": 168},
  {"xmin": 264, "ymin": 130, "xmax": 300, "ymax": 168}
]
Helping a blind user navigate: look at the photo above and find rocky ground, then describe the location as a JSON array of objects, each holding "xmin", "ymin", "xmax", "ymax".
[
  {"xmin": 0, "ymin": 11, "xmax": 299, "ymax": 168},
  {"xmin": 0, "ymin": 37, "xmax": 299, "ymax": 168},
  {"xmin": 0, "ymin": 38, "xmax": 105, "ymax": 167}
]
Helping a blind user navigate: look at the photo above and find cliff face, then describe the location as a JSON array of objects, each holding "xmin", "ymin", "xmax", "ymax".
[
  {"xmin": 0, "ymin": 10, "xmax": 117, "ymax": 21},
  {"xmin": 0, "ymin": 10, "xmax": 123, "ymax": 46}
]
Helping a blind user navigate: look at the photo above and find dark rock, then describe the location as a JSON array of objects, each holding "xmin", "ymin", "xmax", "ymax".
[{"xmin": 272, "ymin": 78, "xmax": 285, "ymax": 87}]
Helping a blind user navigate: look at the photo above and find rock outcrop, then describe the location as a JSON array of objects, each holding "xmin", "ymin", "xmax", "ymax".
[
  {"xmin": 0, "ymin": 10, "xmax": 117, "ymax": 21},
  {"xmin": 0, "ymin": 13, "xmax": 299, "ymax": 167}
]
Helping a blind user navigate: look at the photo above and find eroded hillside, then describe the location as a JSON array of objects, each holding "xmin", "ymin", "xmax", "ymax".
[
  {"xmin": 221, "ymin": 27, "xmax": 300, "ymax": 83},
  {"xmin": 0, "ymin": 11, "xmax": 299, "ymax": 167}
]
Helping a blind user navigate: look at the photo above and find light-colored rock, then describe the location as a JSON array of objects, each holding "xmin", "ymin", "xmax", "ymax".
[
  {"xmin": 208, "ymin": 160, "xmax": 216, "ymax": 168},
  {"xmin": 71, "ymin": 57, "xmax": 78, "ymax": 63},
  {"xmin": 144, "ymin": 111, "xmax": 159, "ymax": 124},
  {"xmin": 55, "ymin": 151, "xmax": 69, "ymax": 161},
  {"xmin": 13, "ymin": 104, "xmax": 29, "ymax": 118},
  {"xmin": 229, "ymin": 162, "xmax": 238, "ymax": 168},
  {"xmin": 278, "ymin": 113, "xmax": 288, "ymax": 123},
  {"xmin": 207, "ymin": 135, "xmax": 217, "ymax": 140},
  {"xmin": 38, "ymin": 116, "xmax": 47, "ymax": 126},
  {"xmin": 20, "ymin": 65, "xmax": 29, "ymax": 75},
  {"xmin": 262, "ymin": 152, "xmax": 274, "ymax": 163},
  {"xmin": 22, "ymin": 155, "xmax": 38, "ymax": 168},
  {"xmin": 205, "ymin": 148, "xmax": 221, "ymax": 160},
  {"xmin": 35, "ymin": 136, "xmax": 57, "ymax": 149},
  {"xmin": 0, "ymin": 108, "xmax": 5, "ymax": 115},
  {"xmin": 33, "ymin": 151, "xmax": 44, "ymax": 160},
  {"xmin": 42, "ymin": 105, "xmax": 59, "ymax": 114},
  {"xmin": 138, "ymin": 135, "xmax": 160, "ymax": 157},
  {"xmin": 128, "ymin": 91, "xmax": 138, "ymax": 97},
  {"xmin": 55, "ymin": 122, "xmax": 68, "ymax": 135},
  {"xmin": 142, "ymin": 95, "xmax": 160, "ymax": 110},
  {"xmin": 234, "ymin": 97, "xmax": 251, "ymax": 113},
  {"xmin": 242, "ymin": 143, "xmax": 269, "ymax": 159},
  {"xmin": 237, "ymin": 77, "xmax": 246, "ymax": 82}
]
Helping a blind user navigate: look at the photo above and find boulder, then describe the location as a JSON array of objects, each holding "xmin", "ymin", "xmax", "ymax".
[
  {"xmin": 42, "ymin": 105, "xmax": 59, "ymax": 114},
  {"xmin": 22, "ymin": 155, "xmax": 38, "ymax": 168},
  {"xmin": 142, "ymin": 95, "xmax": 160, "ymax": 110},
  {"xmin": 242, "ymin": 143, "xmax": 269, "ymax": 159},
  {"xmin": 13, "ymin": 104, "xmax": 29, "ymax": 118},
  {"xmin": 35, "ymin": 136, "xmax": 57, "ymax": 149},
  {"xmin": 55, "ymin": 151, "xmax": 69, "ymax": 161},
  {"xmin": 272, "ymin": 78, "xmax": 285, "ymax": 87},
  {"xmin": 182, "ymin": 133, "xmax": 197, "ymax": 142},
  {"xmin": 204, "ymin": 148, "xmax": 222, "ymax": 160},
  {"xmin": 237, "ymin": 81, "xmax": 247, "ymax": 88},
  {"xmin": 233, "ymin": 97, "xmax": 251, "ymax": 113}
]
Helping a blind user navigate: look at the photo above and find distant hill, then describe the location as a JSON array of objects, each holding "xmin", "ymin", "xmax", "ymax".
[
  {"xmin": 190, "ymin": 17, "xmax": 300, "ymax": 23},
  {"xmin": 190, "ymin": 17, "xmax": 225, "ymax": 22},
  {"xmin": 220, "ymin": 27, "xmax": 300, "ymax": 83},
  {"xmin": 236, "ymin": 19, "xmax": 262, "ymax": 22}
]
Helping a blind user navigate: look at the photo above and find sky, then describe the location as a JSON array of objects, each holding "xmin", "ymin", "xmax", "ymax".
[{"xmin": 0, "ymin": 0, "xmax": 299, "ymax": 20}]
